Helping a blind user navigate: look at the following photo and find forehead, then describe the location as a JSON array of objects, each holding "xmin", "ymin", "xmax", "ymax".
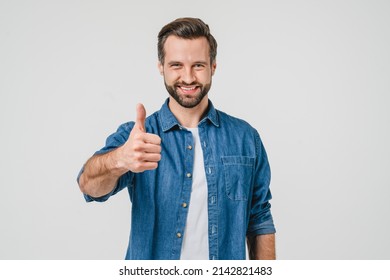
[{"xmin": 164, "ymin": 35, "xmax": 210, "ymax": 63}]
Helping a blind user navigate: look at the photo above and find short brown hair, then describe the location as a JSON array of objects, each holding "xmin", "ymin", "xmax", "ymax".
[{"xmin": 157, "ymin": 17, "xmax": 217, "ymax": 64}]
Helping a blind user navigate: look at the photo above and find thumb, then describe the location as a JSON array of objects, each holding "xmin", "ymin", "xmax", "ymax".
[{"xmin": 135, "ymin": 103, "xmax": 146, "ymax": 132}]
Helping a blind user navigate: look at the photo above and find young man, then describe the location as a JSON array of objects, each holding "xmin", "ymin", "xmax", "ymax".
[{"xmin": 78, "ymin": 17, "xmax": 276, "ymax": 260}]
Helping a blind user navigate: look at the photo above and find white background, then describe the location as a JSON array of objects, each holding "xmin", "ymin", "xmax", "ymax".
[{"xmin": 1, "ymin": 0, "xmax": 389, "ymax": 259}]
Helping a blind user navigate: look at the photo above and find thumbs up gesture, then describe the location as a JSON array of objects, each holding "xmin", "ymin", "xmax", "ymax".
[{"xmin": 116, "ymin": 103, "xmax": 162, "ymax": 173}]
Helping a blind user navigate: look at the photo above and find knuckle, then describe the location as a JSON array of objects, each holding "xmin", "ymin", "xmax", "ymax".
[
  {"xmin": 132, "ymin": 152, "xmax": 142, "ymax": 161},
  {"xmin": 133, "ymin": 133, "xmax": 143, "ymax": 141},
  {"xmin": 133, "ymin": 162, "xmax": 142, "ymax": 171},
  {"xmin": 133, "ymin": 143, "xmax": 142, "ymax": 152}
]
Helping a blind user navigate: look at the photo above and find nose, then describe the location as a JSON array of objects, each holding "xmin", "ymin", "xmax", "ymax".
[{"xmin": 181, "ymin": 67, "xmax": 196, "ymax": 84}]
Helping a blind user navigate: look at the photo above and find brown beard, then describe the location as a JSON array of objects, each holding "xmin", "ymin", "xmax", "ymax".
[{"xmin": 164, "ymin": 81, "xmax": 212, "ymax": 108}]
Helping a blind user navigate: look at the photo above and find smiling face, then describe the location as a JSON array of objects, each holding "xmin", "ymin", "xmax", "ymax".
[{"xmin": 158, "ymin": 35, "xmax": 216, "ymax": 109}]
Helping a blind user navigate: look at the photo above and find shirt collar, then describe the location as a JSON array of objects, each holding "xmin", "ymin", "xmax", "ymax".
[{"xmin": 159, "ymin": 98, "xmax": 220, "ymax": 132}]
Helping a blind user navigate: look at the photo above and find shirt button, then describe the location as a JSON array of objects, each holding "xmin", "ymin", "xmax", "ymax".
[
  {"xmin": 187, "ymin": 145, "xmax": 192, "ymax": 150},
  {"xmin": 176, "ymin": 232, "xmax": 182, "ymax": 238},
  {"xmin": 182, "ymin": 202, "xmax": 187, "ymax": 208},
  {"xmin": 186, "ymin": 173, "xmax": 192, "ymax": 178}
]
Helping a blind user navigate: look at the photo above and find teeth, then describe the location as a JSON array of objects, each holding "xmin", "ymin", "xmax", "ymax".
[{"xmin": 181, "ymin": 86, "xmax": 196, "ymax": 91}]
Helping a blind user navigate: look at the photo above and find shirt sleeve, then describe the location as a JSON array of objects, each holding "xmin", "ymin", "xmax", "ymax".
[
  {"xmin": 246, "ymin": 130, "xmax": 276, "ymax": 237},
  {"xmin": 77, "ymin": 122, "xmax": 135, "ymax": 203}
]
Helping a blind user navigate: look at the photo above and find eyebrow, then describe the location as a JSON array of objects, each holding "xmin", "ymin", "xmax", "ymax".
[
  {"xmin": 167, "ymin": 61, "xmax": 182, "ymax": 66},
  {"xmin": 193, "ymin": 61, "xmax": 208, "ymax": 65},
  {"xmin": 167, "ymin": 60, "xmax": 209, "ymax": 65}
]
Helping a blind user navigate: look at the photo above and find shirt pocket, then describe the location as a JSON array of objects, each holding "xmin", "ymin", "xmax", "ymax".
[{"xmin": 221, "ymin": 156, "xmax": 255, "ymax": 201}]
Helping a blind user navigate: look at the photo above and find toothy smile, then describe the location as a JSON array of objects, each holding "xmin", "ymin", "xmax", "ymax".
[
  {"xmin": 177, "ymin": 85, "xmax": 199, "ymax": 94},
  {"xmin": 181, "ymin": 86, "xmax": 196, "ymax": 91}
]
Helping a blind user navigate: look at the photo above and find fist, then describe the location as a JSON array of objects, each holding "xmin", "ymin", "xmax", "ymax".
[{"xmin": 117, "ymin": 103, "xmax": 162, "ymax": 173}]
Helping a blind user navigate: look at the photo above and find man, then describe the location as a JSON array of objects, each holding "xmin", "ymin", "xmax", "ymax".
[{"xmin": 78, "ymin": 17, "xmax": 276, "ymax": 260}]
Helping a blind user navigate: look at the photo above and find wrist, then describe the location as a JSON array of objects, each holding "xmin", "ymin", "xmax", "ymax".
[{"xmin": 108, "ymin": 147, "xmax": 128, "ymax": 176}]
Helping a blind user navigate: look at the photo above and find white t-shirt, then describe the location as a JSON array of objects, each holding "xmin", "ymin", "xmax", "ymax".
[{"xmin": 180, "ymin": 128, "xmax": 209, "ymax": 260}]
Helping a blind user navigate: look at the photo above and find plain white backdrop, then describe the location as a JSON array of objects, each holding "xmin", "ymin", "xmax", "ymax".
[{"xmin": 1, "ymin": 0, "xmax": 389, "ymax": 259}]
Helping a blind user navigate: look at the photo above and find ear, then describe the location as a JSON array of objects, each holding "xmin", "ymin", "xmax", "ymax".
[
  {"xmin": 211, "ymin": 61, "xmax": 217, "ymax": 76},
  {"xmin": 157, "ymin": 61, "xmax": 164, "ymax": 75}
]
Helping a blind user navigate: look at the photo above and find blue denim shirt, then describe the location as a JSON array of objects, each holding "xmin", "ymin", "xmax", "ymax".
[{"xmin": 79, "ymin": 99, "xmax": 275, "ymax": 260}]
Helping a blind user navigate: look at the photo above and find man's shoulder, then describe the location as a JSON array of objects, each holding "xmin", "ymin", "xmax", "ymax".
[{"xmin": 216, "ymin": 109, "xmax": 257, "ymax": 133}]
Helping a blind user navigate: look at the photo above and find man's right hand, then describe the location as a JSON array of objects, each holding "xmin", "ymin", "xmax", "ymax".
[{"xmin": 115, "ymin": 103, "xmax": 162, "ymax": 173}]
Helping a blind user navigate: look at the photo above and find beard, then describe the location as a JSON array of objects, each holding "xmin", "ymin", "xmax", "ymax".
[{"xmin": 164, "ymin": 80, "xmax": 212, "ymax": 108}]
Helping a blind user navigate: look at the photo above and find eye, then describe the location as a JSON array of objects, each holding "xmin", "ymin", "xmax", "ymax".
[
  {"xmin": 170, "ymin": 63, "xmax": 182, "ymax": 69},
  {"xmin": 194, "ymin": 64, "xmax": 205, "ymax": 69}
]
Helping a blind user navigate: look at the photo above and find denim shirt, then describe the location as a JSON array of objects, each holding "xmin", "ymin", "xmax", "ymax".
[{"xmin": 80, "ymin": 99, "xmax": 275, "ymax": 260}]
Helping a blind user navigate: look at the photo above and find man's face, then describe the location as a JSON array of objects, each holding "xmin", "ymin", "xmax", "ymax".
[{"xmin": 158, "ymin": 35, "xmax": 216, "ymax": 108}]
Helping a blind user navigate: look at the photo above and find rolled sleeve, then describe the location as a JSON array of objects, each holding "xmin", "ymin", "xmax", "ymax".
[
  {"xmin": 76, "ymin": 122, "xmax": 135, "ymax": 203},
  {"xmin": 247, "ymin": 202, "xmax": 276, "ymax": 236},
  {"xmin": 83, "ymin": 171, "xmax": 134, "ymax": 202},
  {"xmin": 247, "ymin": 131, "xmax": 276, "ymax": 237}
]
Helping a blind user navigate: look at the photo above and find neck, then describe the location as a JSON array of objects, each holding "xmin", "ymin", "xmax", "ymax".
[{"xmin": 168, "ymin": 97, "xmax": 209, "ymax": 128}]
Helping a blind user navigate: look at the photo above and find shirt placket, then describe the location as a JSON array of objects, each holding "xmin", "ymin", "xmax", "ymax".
[{"xmin": 171, "ymin": 129, "xmax": 194, "ymax": 259}]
